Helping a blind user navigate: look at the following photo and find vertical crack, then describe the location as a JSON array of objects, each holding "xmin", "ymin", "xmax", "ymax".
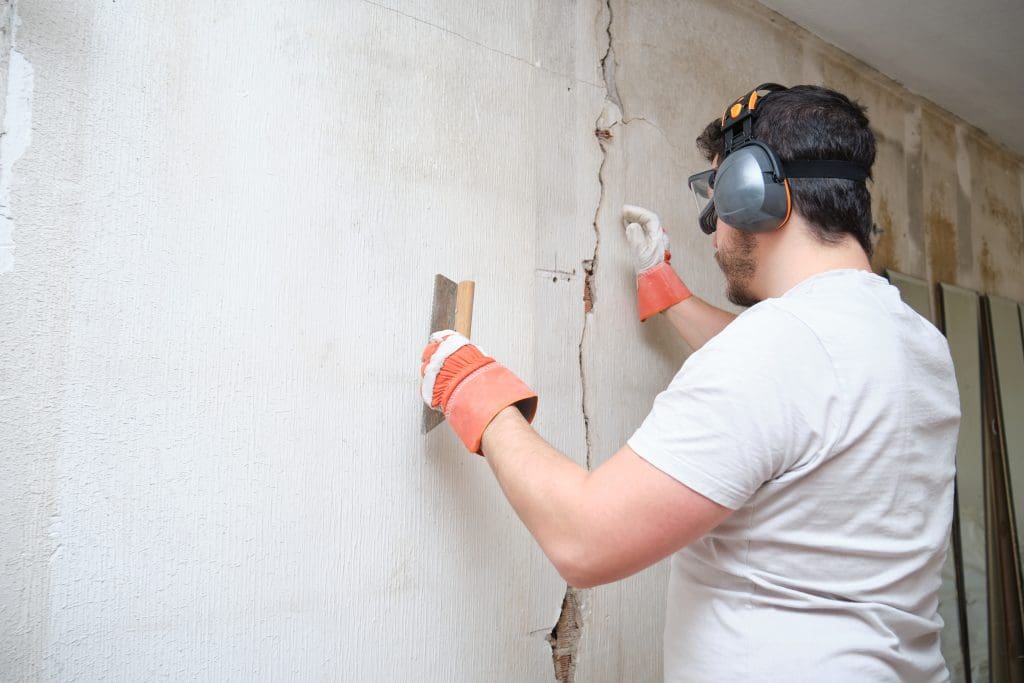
[
  {"xmin": 554, "ymin": 2, "xmax": 618, "ymax": 681},
  {"xmin": 600, "ymin": 0, "xmax": 621, "ymax": 110},
  {"xmin": 578, "ymin": 133, "xmax": 602, "ymax": 471},
  {"xmin": 547, "ymin": 587, "xmax": 584, "ymax": 683},
  {"xmin": 580, "ymin": 0, "xmax": 619, "ymax": 474}
]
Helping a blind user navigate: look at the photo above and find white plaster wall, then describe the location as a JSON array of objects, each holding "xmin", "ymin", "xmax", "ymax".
[
  {"xmin": 3, "ymin": 1, "xmax": 1023, "ymax": 681},
  {"xmin": 1, "ymin": 1, "xmax": 601, "ymax": 679}
]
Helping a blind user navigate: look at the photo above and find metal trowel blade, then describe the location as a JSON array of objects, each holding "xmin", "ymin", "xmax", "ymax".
[{"xmin": 422, "ymin": 274, "xmax": 458, "ymax": 434}]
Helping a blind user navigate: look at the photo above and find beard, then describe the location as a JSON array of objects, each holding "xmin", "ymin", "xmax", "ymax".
[{"xmin": 714, "ymin": 230, "xmax": 761, "ymax": 307}]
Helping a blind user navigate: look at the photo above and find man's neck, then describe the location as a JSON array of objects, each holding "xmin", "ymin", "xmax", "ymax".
[{"xmin": 755, "ymin": 218, "xmax": 872, "ymax": 299}]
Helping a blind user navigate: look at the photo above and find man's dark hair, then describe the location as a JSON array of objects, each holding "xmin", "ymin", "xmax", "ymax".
[{"xmin": 696, "ymin": 85, "xmax": 876, "ymax": 255}]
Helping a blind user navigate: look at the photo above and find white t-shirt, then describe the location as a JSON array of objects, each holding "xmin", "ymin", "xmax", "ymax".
[{"xmin": 628, "ymin": 269, "xmax": 960, "ymax": 682}]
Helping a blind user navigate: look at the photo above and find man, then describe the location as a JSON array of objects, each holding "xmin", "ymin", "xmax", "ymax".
[{"xmin": 419, "ymin": 84, "xmax": 960, "ymax": 681}]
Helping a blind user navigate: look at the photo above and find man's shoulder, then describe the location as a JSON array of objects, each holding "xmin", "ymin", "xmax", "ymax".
[
  {"xmin": 711, "ymin": 299, "xmax": 823, "ymax": 349},
  {"xmin": 687, "ymin": 300, "xmax": 833, "ymax": 379}
]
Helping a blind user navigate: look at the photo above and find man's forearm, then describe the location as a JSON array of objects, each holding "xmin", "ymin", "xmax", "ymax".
[
  {"xmin": 663, "ymin": 295, "xmax": 736, "ymax": 351},
  {"xmin": 480, "ymin": 407, "xmax": 590, "ymax": 583}
]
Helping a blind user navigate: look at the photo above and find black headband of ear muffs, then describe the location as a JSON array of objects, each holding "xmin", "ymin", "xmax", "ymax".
[{"xmin": 720, "ymin": 82, "xmax": 870, "ymax": 182}]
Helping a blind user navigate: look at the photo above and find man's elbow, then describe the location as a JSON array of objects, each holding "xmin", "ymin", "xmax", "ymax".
[
  {"xmin": 549, "ymin": 542, "xmax": 630, "ymax": 589},
  {"xmin": 557, "ymin": 567, "xmax": 607, "ymax": 590}
]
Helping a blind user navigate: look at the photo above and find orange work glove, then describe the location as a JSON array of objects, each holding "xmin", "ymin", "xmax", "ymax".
[
  {"xmin": 420, "ymin": 330, "xmax": 538, "ymax": 455},
  {"xmin": 622, "ymin": 205, "xmax": 692, "ymax": 321}
]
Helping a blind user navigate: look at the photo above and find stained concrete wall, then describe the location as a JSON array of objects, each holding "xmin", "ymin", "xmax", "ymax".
[{"xmin": 2, "ymin": 1, "xmax": 1021, "ymax": 681}]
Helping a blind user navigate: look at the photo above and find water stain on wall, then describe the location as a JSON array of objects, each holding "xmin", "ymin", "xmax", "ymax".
[
  {"xmin": 982, "ymin": 188, "xmax": 1024, "ymax": 269},
  {"xmin": 871, "ymin": 195, "xmax": 897, "ymax": 273},
  {"xmin": 979, "ymin": 238, "xmax": 997, "ymax": 293},
  {"xmin": 984, "ymin": 187, "xmax": 1021, "ymax": 231},
  {"xmin": 927, "ymin": 208, "xmax": 958, "ymax": 285}
]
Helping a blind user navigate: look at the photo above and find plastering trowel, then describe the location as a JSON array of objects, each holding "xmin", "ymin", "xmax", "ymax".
[{"xmin": 422, "ymin": 274, "xmax": 475, "ymax": 434}]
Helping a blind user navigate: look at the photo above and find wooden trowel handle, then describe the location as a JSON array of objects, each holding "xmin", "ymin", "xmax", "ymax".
[{"xmin": 455, "ymin": 281, "xmax": 475, "ymax": 337}]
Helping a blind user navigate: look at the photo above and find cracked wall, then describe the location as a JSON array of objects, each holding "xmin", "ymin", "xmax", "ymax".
[
  {"xmin": 2, "ymin": 0, "xmax": 1022, "ymax": 681},
  {"xmin": 577, "ymin": 2, "xmax": 1024, "ymax": 681}
]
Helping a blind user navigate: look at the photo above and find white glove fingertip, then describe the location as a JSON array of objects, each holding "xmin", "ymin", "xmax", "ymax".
[
  {"xmin": 625, "ymin": 222, "xmax": 646, "ymax": 248},
  {"xmin": 622, "ymin": 204, "xmax": 642, "ymax": 224},
  {"xmin": 624, "ymin": 204, "xmax": 659, "ymax": 228}
]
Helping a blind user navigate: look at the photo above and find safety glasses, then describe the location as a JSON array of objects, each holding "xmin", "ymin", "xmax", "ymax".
[{"xmin": 687, "ymin": 168, "xmax": 718, "ymax": 235}]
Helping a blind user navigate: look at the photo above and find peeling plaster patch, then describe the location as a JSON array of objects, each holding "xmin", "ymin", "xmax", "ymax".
[
  {"xmin": 581, "ymin": 259, "xmax": 595, "ymax": 312},
  {"xmin": 0, "ymin": 3, "xmax": 33, "ymax": 274},
  {"xmin": 547, "ymin": 587, "xmax": 584, "ymax": 683}
]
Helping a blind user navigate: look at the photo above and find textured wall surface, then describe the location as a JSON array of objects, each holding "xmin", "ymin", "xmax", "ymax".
[
  {"xmin": 1, "ymin": 0, "xmax": 597, "ymax": 679},
  {"xmin": 2, "ymin": 1, "xmax": 1022, "ymax": 681}
]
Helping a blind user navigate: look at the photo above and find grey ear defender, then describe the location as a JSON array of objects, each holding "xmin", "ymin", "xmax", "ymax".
[{"xmin": 712, "ymin": 141, "xmax": 791, "ymax": 233}]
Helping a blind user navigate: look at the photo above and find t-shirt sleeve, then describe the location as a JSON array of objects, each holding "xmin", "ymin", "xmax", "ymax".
[{"xmin": 627, "ymin": 303, "xmax": 840, "ymax": 510}]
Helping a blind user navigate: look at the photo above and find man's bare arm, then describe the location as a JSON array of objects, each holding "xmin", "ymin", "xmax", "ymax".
[
  {"xmin": 481, "ymin": 407, "xmax": 732, "ymax": 588},
  {"xmin": 662, "ymin": 295, "xmax": 737, "ymax": 351}
]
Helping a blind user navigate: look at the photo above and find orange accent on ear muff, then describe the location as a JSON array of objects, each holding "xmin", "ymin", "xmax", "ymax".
[
  {"xmin": 780, "ymin": 179, "xmax": 793, "ymax": 229},
  {"xmin": 730, "ymin": 103, "xmax": 743, "ymax": 119},
  {"xmin": 748, "ymin": 91, "xmax": 759, "ymax": 110}
]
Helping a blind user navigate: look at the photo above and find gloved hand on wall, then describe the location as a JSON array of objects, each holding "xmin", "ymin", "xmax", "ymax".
[
  {"xmin": 420, "ymin": 331, "xmax": 538, "ymax": 454},
  {"xmin": 622, "ymin": 205, "xmax": 692, "ymax": 321}
]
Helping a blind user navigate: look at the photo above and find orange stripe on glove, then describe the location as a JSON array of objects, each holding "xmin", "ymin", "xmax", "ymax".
[
  {"xmin": 636, "ymin": 253, "xmax": 692, "ymax": 322},
  {"xmin": 421, "ymin": 331, "xmax": 538, "ymax": 455}
]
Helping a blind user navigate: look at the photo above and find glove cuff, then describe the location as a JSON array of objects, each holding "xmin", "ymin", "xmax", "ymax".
[
  {"xmin": 637, "ymin": 262, "xmax": 692, "ymax": 321},
  {"xmin": 445, "ymin": 362, "xmax": 538, "ymax": 455}
]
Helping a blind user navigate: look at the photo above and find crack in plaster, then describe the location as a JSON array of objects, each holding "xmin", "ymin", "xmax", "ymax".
[
  {"xmin": 599, "ymin": 1, "xmax": 621, "ymax": 110},
  {"xmin": 580, "ymin": 0, "xmax": 621, "ymax": 474},
  {"xmin": 547, "ymin": 587, "xmax": 584, "ymax": 683},
  {"xmin": 358, "ymin": 0, "xmax": 604, "ymax": 90},
  {"xmin": 552, "ymin": 2, "xmax": 620, "ymax": 680}
]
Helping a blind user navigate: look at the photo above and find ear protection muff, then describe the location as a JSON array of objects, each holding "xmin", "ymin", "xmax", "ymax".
[
  {"xmin": 699, "ymin": 83, "xmax": 870, "ymax": 234},
  {"xmin": 713, "ymin": 140, "xmax": 791, "ymax": 233}
]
